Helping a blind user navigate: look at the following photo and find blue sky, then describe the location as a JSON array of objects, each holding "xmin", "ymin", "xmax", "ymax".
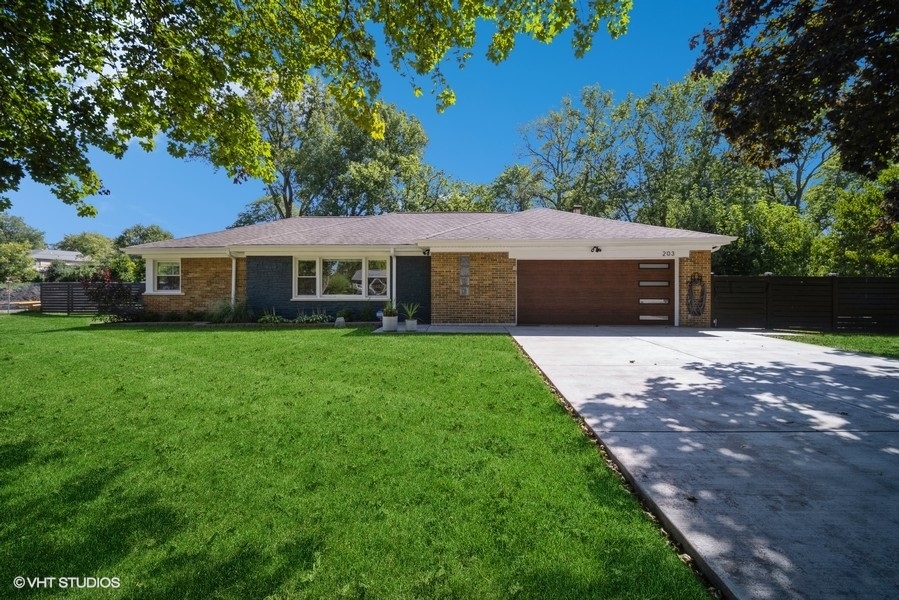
[{"xmin": 9, "ymin": 2, "xmax": 717, "ymax": 245}]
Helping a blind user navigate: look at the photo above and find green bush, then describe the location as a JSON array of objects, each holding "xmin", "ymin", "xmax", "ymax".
[{"xmin": 208, "ymin": 299, "xmax": 253, "ymax": 324}]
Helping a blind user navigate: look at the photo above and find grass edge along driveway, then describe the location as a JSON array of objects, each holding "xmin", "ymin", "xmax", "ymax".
[{"xmin": 0, "ymin": 314, "xmax": 710, "ymax": 599}]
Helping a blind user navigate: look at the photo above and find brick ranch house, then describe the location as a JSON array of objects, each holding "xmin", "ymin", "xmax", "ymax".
[{"xmin": 125, "ymin": 208, "xmax": 735, "ymax": 326}]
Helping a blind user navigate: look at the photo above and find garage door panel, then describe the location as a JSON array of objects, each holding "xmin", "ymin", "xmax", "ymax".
[{"xmin": 518, "ymin": 260, "xmax": 673, "ymax": 325}]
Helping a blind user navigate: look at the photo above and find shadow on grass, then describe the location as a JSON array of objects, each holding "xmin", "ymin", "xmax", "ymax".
[{"xmin": 0, "ymin": 443, "xmax": 320, "ymax": 598}]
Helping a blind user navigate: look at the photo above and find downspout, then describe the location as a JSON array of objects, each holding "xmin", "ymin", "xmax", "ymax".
[
  {"xmin": 229, "ymin": 252, "xmax": 237, "ymax": 305},
  {"xmin": 390, "ymin": 247, "xmax": 396, "ymax": 303}
]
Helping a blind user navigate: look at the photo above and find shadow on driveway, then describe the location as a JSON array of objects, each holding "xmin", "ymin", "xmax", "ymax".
[{"xmin": 512, "ymin": 327, "xmax": 899, "ymax": 600}]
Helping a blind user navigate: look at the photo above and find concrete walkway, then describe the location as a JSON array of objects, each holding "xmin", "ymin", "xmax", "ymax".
[{"xmin": 510, "ymin": 326, "xmax": 899, "ymax": 600}]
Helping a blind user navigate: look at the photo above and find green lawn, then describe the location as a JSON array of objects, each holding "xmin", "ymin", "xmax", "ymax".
[
  {"xmin": 0, "ymin": 314, "xmax": 708, "ymax": 599},
  {"xmin": 783, "ymin": 332, "xmax": 899, "ymax": 360}
]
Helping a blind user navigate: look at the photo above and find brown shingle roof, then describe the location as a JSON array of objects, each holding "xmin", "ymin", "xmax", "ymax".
[{"xmin": 127, "ymin": 208, "xmax": 733, "ymax": 252}]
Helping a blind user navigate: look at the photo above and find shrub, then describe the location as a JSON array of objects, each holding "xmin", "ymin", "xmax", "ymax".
[
  {"xmin": 208, "ymin": 299, "xmax": 253, "ymax": 324},
  {"xmin": 258, "ymin": 308, "xmax": 289, "ymax": 324},
  {"xmin": 294, "ymin": 310, "xmax": 332, "ymax": 324},
  {"xmin": 80, "ymin": 267, "xmax": 142, "ymax": 322}
]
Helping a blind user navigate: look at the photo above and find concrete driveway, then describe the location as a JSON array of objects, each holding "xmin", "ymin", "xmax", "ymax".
[{"xmin": 510, "ymin": 326, "xmax": 899, "ymax": 600}]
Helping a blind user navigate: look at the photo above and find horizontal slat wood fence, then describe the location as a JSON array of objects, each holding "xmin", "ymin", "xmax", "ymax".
[
  {"xmin": 712, "ymin": 276, "xmax": 899, "ymax": 332},
  {"xmin": 40, "ymin": 282, "xmax": 145, "ymax": 315}
]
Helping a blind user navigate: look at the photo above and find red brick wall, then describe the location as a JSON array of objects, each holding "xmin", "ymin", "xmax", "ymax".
[
  {"xmin": 143, "ymin": 257, "xmax": 246, "ymax": 314},
  {"xmin": 678, "ymin": 251, "xmax": 712, "ymax": 327},
  {"xmin": 431, "ymin": 252, "xmax": 516, "ymax": 323}
]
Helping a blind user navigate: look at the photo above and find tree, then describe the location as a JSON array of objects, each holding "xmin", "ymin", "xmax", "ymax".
[
  {"xmin": 811, "ymin": 165, "xmax": 899, "ymax": 276},
  {"xmin": 55, "ymin": 232, "xmax": 115, "ymax": 260},
  {"xmin": 692, "ymin": 1, "xmax": 899, "ymax": 195},
  {"xmin": 1, "ymin": 1, "xmax": 632, "ymax": 215},
  {"xmin": 0, "ymin": 214, "xmax": 45, "ymax": 249},
  {"xmin": 228, "ymin": 197, "xmax": 283, "ymax": 229},
  {"xmin": 0, "ymin": 242, "xmax": 37, "ymax": 282},
  {"xmin": 217, "ymin": 83, "xmax": 434, "ymax": 219},
  {"xmin": 114, "ymin": 224, "xmax": 174, "ymax": 249}
]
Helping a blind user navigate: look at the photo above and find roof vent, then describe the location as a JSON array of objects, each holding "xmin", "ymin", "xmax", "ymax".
[{"xmin": 571, "ymin": 205, "xmax": 583, "ymax": 214}]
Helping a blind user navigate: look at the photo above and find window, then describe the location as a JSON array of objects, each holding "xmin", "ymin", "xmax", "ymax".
[
  {"xmin": 296, "ymin": 260, "xmax": 316, "ymax": 295},
  {"xmin": 323, "ymin": 259, "xmax": 363, "ymax": 296},
  {"xmin": 294, "ymin": 258, "xmax": 389, "ymax": 299},
  {"xmin": 366, "ymin": 259, "xmax": 388, "ymax": 297},
  {"xmin": 155, "ymin": 261, "xmax": 181, "ymax": 292}
]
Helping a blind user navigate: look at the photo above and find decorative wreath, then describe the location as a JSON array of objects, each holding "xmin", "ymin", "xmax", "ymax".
[{"xmin": 686, "ymin": 273, "xmax": 706, "ymax": 317}]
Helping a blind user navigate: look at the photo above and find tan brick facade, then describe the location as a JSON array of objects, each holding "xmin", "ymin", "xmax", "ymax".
[
  {"xmin": 143, "ymin": 257, "xmax": 246, "ymax": 315},
  {"xmin": 431, "ymin": 252, "xmax": 516, "ymax": 324},
  {"xmin": 678, "ymin": 250, "xmax": 712, "ymax": 327}
]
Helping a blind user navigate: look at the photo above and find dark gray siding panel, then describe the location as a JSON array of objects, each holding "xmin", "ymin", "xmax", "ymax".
[
  {"xmin": 246, "ymin": 256, "xmax": 294, "ymax": 316},
  {"xmin": 396, "ymin": 256, "xmax": 431, "ymax": 323},
  {"xmin": 246, "ymin": 255, "xmax": 429, "ymax": 322}
]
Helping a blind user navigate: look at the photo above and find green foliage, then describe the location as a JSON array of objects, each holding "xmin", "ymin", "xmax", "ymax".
[
  {"xmin": 258, "ymin": 308, "xmax": 290, "ymax": 324},
  {"xmin": 0, "ymin": 214, "xmax": 45, "ymax": 249},
  {"xmin": 114, "ymin": 224, "xmax": 174, "ymax": 249},
  {"xmin": 228, "ymin": 196, "xmax": 282, "ymax": 228},
  {"xmin": 811, "ymin": 165, "xmax": 899, "ymax": 276},
  {"xmin": 693, "ymin": 0, "xmax": 898, "ymax": 215},
  {"xmin": 54, "ymin": 232, "xmax": 115, "ymax": 260},
  {"xmin": 294, "ymin": 310, "xmax": 332, "ymax": 324},
  {"xmin": 401, "ymin": 302, "xmax": 421, "ymax": 320},
  {"xmin": 786, "ymin": 333, "xmax": 899, "ymax": 361},
  {"xmin": 207, "ymin": 299, "xmax": 253, "ymax": 324},
  {"xmin": 0, "ymin": 242, "xmax": 37, "ymax": 281},
  {"xmin": 382, "ymin": 300, "xmax": 398, "ymax": 317},
  {"xmin": 43, "ymin": 260, "xmax": 95, "ymax": 282},
  {"xmin": 256, "ymin": 308, "xmax": 332, "ymax": 324},
  {"xmin": 1, "ymin": 1, "xmax": 631, "ymax": 214},
  {"xmin": 114, "ymin": 223, "xmax": 173, "ymax": 280},
  {"xmin": 80, "ymin": 267, "xmax": 142, "ymax": 321}
]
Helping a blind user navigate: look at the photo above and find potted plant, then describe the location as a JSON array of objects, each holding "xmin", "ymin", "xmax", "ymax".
[
  {"xmin": 381, "ymin": 300, "xmax": 398, "ymax": 332},
  {"xmin": 401, "ymin": 302, "xmax": 421, "ymax": 332}
]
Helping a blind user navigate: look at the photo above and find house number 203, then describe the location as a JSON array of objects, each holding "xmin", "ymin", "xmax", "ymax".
[{"xmin": 662, "ymin": 250, "xmax": 675, "ymax": 257}]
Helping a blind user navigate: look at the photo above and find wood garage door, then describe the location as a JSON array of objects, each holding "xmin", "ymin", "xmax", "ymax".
[{"xmin": 517, "ymin": 260, "xmax": 674, "ymax": 325}]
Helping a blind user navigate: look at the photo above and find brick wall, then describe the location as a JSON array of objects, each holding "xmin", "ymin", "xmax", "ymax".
[
  {"xmin": 678, "ymin": 250, "xmax": 712, "ymax": 327},
  {"xmin": 431, "ymin": 252, "xmax": 516, "ymax": 324},
  {"xmin": 143, "ymin": 257, "xmax": 246, "ymax": 314}
]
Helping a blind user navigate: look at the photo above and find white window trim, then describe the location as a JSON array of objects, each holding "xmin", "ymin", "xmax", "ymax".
[
  {"xmin": 292, "ymin": 256, "xmax": 391, "ymax": 301},
  {"xmin": 145, "ymin": 258, "xmax": 184, "ymax": 295}
]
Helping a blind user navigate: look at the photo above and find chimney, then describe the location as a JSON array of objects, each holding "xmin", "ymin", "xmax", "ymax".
[{"xmin": 571, "ymin": 205, "xmax": 583, "ymax": 214}]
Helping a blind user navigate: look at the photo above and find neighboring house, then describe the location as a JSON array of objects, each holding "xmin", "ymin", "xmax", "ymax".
[
  {"xmin": 29, "ymin": 249, "xmax": 92, "ymax": 272},
  {"xmin": 125, "ymin": 208, "xmax": 735, "ymax": 326}
]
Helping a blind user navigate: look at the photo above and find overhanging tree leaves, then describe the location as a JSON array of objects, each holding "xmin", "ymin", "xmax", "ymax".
[
  {"xmin": 0, "ymin": 0, "xmax": 632, "ymax": 215},
  {"xmin": 693, "ymin": 0, "xmax": 899, "ymax": 183}
]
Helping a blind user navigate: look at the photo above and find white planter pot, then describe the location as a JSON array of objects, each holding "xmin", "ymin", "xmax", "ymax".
[
  {"xmin": 405, "ymin": 319, "xmax": 418, "ymax": 332},
  {"xmin": 382, "ymin": 315, "xmax": 398, "ymax": 332}
]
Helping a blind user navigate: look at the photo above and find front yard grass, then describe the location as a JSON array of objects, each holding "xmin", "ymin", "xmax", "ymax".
[
  {"xmin": 783, "ymin": 332, "xmax": 899, "ymax": 360},
  {"xmin": 0, "ymin": 314, "xmax": 708, "ymax": 599}
]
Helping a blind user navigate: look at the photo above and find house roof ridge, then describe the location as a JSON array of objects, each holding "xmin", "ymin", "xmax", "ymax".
[{"xmin": 418, "ymin": 210, "xmax": 521, "ymax": 240}]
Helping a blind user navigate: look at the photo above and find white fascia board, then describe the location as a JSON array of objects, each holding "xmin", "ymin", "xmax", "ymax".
[
  {"xmin": 231, "ymin": 244, "xmax": 422, "ymax": 257},
  {"xmin": 131, "ymin": 247, "xmax": 230, "ymax": 259},
  {"xmin": 424, "ymin": 237, "xmax": 736, "ymax": 260}
]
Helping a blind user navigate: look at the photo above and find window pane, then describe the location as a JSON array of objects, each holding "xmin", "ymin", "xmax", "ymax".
[
  {"xmin": 323, "ymin": 259, "xmax": 362, "ymax": 295},
  {"xmin": 157, "ymin": 262, "xmax": 180, "ymax": 276},
  {"xmin": 156, "ymin": 276, "xmax": 180, "ymax": 291},
  {"xmin": 296, "ymin": 277, "xmax": 316, "ymax": 296},
  {"xmin": 297, "ymin": 260, "xmax": 316, "ymax": 276},
  {"xmin": 367, "ymin": 259, "xmax": 388, "ymax": 296}
]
